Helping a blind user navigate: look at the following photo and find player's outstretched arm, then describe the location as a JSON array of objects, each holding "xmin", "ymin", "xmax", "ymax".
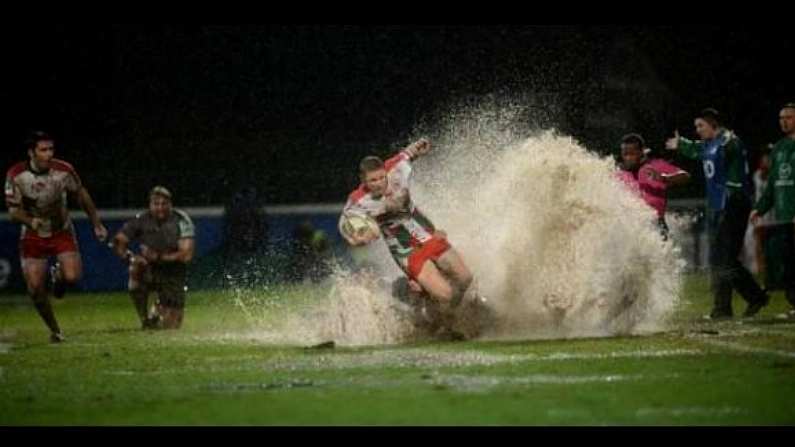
[
  {"xmin": 662, "ymin": 170, "xmax": 690, "ymax": 186},
  {"xmin": 111, "ymin": 232, "xmax": 142, "ymax": 265},
  {"xmin": 403, "ymin": 138, "xmax": 431, "ymax": 159},
  {"xmin": 77, "ymin": 187, "xmax": 107, "ymax": 241}
]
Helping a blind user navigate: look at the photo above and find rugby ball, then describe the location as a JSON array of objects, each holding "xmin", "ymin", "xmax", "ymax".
[{"xmin": 340, "ymin": 212, "xmax": 380, "ymax": 242}]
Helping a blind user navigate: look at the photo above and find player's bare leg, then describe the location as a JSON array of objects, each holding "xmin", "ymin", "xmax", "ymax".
[
  {"xmin": 56, "ymin": 252, "xmax": 82, "ymax": 283},
  {"xmin": 415, "ymin": 260, "xmax": 455, "ymax": 304},
  {"xmin": 392, "ymin": 276, "xmax": 444, "ymax": 333},
  {"xmin": 416, "ymin": 261, "xmax": 467, "ymax": 338},
  {"xmin": 436, "ymin": 248, "xmax": 495, "ymax": 337},
  {"xmin": 51, "ymin": 252, "xmax": 82, "ymax": 299},
  {"xmin": 128, "ymin": 262, "xmax": 155, "ymax": 328},
  {"xmin": 157, "ymin": 281, "xmax": 185, "ymax": 329},
  {"xmin": 435, "ymin": 248, "xmax": 474, "ymax": 306},
  {"xmin": 22, "ymin": 258, "xmax": 63, "ymax": 341}
]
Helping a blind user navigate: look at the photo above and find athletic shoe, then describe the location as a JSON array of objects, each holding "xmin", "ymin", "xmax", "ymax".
[
  {"xmin": 775, "ymin": 309, "xmax": 795, "ymax": 320},
  {"xmin": 702, "ymin": 313, "xmax": 733, "ymax": 322},
  {"xmin": 742, "ymin": 294, "xmax": 770, "ymax": 318},
  {"xmin": 50, "ymin": 332, "xmax": 65, "ymax": 343},
  {"xmin": 142, "ymin": 315, "xmax": 162, "ymax": 330}
]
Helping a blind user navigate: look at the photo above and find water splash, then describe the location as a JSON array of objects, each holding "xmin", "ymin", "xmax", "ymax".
[
  {"xmin": 228, "ymin": 99, "xmax": 687, "ymax": 345},
  {"xmin": 409, "ymin": 102, "xmax": 686, "ymax": 339}
]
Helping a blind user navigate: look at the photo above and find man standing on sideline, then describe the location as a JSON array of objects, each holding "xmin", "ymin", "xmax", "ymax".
[
  {"xmin": 665, "ymin": 109, "xmax": 768, "ymax": 320},
  {"xmin": 750, "ymin": 103, "xmax": 795, "ymax": 319}
]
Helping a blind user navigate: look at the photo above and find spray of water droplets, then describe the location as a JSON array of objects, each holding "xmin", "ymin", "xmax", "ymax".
[{"xmin": 226, "ymin": 99, "xmax": 688, "ymax": 345}]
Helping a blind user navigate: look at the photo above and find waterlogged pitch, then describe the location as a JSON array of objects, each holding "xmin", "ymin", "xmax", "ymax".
[{"xmin": 1, "ymin": 274, "xmax": 794, "ymax": 425}]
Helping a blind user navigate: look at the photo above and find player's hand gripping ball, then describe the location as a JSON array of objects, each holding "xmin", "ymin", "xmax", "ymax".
[{"xmin": 341, "ymin": 212, "xmax": 380, "ymax": 244}]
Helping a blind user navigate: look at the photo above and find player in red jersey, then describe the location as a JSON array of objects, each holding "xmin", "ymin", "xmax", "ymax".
[
  {"xmin": 5, "ymin": 131, "xmax": 107, "ymax": 343},
  {"xmin": 340, "ymin": 139, "xmax": 491, "ymax": 338}
]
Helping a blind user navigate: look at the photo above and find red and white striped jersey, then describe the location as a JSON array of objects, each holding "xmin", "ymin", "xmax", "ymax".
[
  {"xmin": 5, "ymin": 159, "xmax": 82, "ymax": 238},
  {"xmin": 341, "ymin": 150, "xmax": 437, "ymax": 263}
]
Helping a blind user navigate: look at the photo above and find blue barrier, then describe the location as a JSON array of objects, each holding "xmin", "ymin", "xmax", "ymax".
[{"xmin": 0, "ymin": 205, "xmax": 344, "ymax": 293}]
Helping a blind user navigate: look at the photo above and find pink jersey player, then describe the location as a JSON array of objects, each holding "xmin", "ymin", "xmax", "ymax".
[
  {"xmin": 616, "ymin": 158, "xmax": 686, "ymax": 218},
  {"xmin": 617, "ymin": 134, "xmax": 690, "ymax": 238}
]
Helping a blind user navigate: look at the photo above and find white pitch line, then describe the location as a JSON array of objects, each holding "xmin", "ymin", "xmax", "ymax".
[
  {"xmin": 700, "ymin": 326, "xmax": 795, "ymax": 338},
  {"xmin": 754, "ymin": 328, "xmax": 795, "ymax": 338},
  {"xmin": 435, "ymin": 373, "xmax": 643, "ymax": 391},
  {"xmin": 636, "ymin": 406, "xmax": 747, "ymax": 418},
  {"xmin": 262, "ymin": 348, "xmax": 704, "ymax": 371},
  {"xmin": 105, "ymin": 371, "xmax": 137, "ymax": 376},
  {"xmin": 540, "ymin": 349, "xmax": 702, "ymax": 361},
  {"xmin": 695, "ymin": 338, "xmax": 795, "ymax": 359}
]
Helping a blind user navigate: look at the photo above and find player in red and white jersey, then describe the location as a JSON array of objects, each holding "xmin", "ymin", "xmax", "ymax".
[
  {"xmin": 4, "ymin": 131, "xmax": 107, "ymax": 343},
  {"xmin": 340, "ymin": 138, "xmax": 485, "ymax": 336}
]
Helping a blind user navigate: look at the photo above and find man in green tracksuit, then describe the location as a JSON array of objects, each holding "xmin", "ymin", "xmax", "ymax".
[
  {"xmin": 751, "ymin": 103, "xmax": 795, "ymax": 319},
  {"xmin": 666, "ymin": 108, "xmax": 768, "ymax": 320}
]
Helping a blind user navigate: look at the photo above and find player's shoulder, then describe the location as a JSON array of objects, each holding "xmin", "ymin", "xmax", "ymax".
[
  {"xmin": 384, "ymin": 151, "xmax": 411, "ymax": 172},
  {"xmin": 721, "ymin": 130, "xmax": 742, "ymax": 147},
  {"xmin": 50, "ymin": 158, "xmax": 78, "ymax": 175},
  {"xmin": 6, "ymin": 161, "xmax": 27, "ymax": 179},
  {"xmin": 347, "ymin": 184, "xmax": 369, "ymax": 204},
  {"xmin": 173, "ymin": 208, "xmax": 194, "ymax": 224},
  {"xmin": 173, "ymin": 209, "xmax": 196, "ymax": 237},
  {"xmin": 773, "ymin": 137, "xmax": 795, "ymax": 151}
]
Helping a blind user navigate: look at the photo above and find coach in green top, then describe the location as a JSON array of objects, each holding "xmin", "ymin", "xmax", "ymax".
[
  {"xmin": 751, "ymin": 103, "xmax": 795, "ymax": 319},
  {"xmin": 666, "ymin": 108, "xmax": 768, "ymax": 320}
]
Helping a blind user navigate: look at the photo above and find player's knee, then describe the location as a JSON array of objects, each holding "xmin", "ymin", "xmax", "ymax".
[
  {"xmin": 26, "ymin": 277, "xmax": 45, "ymax": 294},
  {"xmin": 28, "ymin": 287, "xmax": 47, "ymax": 303},
  {"xmin": 128, "ymin": 278, "xmax": 141, "ymax": 291},
  {"xmin": 458, "ymin": 271, "xmax": 473, "ymax": 290},
  {"xmin": 433, "ymin": 282, "xmax": 455, "ymax": 303},
  {"xmin": 62, "ymin": 269, "xmax": 82, "ymax": 284}
]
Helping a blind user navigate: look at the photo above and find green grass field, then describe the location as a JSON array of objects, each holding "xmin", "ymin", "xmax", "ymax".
[{"xmin": 1, "ymin": 274, "xmax": 794, "ymax": 426}]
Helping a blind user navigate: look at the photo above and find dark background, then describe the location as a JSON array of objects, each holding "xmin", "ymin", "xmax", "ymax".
[{"xmin": 2, "ymin": 25, "xmax": 792, "ymax": 207}]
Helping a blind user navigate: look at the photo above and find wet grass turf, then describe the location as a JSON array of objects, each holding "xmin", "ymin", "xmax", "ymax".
[{"xmin": 1, "ymin": 274, "xmax": 793, "ymax": 425}]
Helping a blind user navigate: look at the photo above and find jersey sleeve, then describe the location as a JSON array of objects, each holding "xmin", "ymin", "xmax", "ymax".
[
  {"xmin": 754, "ymin": 151, "xmax": 777, "ymax": 216},
  {"xmin": 385, "ymin": 153, "xmax": 413, "ymax": 193},
  {"xmin": 175, "ymin": 210, "xmax": 195, "ymax": 239},
  {"xmin": 53, "ymin": 160, "xmax": 83, "ymax": 193},
  {"xmin": 653, "ymin": 159, "xmax": 686, "ymax": 176},
  {"xmin": 120, "ymin": 216, "xmax": 143, "ymax": 241},
  {"xmin": 678, "ymin": 137, "xmax": 702, "ymax": 160},
  {"xmin": 4, "ymin": 170, "xmax": 21, "ymax": 211},
  {"xmin": 64, "ymin": 169, "xmax": 82, "ymax": 193}
]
